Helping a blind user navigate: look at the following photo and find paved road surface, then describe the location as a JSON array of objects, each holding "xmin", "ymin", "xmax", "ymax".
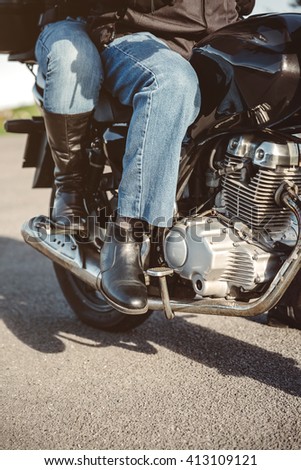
[{"xmin": 1, "ymin": 135, "xmax": 301, "ymax": 450}]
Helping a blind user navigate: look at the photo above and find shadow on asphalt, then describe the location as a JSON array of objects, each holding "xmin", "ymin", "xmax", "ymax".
[{"xmin": 1, "ymin": 236, "xmax": 301, "ymax": 397}]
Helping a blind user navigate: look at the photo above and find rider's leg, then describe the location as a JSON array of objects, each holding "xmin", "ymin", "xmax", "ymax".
[
  {"xmin": 102, "ymin": 32, "xmax": 201, "ymax": 227},
  {"xmin": 35, "ymin": 18, "xmax": 103, "ymax": 230},
  {"xmin": 99, "ymin": 33, "xmax": 201, "ymax": 313}
]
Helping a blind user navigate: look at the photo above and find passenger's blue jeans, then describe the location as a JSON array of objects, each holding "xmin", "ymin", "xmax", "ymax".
[{"xmin": 35, "ymin": 19, "xmax": 201, "ymax": 227}]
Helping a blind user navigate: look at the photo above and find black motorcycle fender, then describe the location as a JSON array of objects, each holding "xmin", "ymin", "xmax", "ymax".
[{"xmin": 4, "ymin": 116, "xmax": 54, "ymax": 188}]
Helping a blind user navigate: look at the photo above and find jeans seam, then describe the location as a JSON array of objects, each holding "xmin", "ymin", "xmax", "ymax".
[
  {"xmin": 105, "ymin": 42, "xmax": 161, "ymax": 81},
  {"xmin": 44, "ymin": 55, "xmax": 52, "ymax": 112},
  {"xmin": 137, "ymin": 88, "xmax": 153, "ymax": 218},
  {"xmin": 36, "ymin": 39, "xmax": 50, "ymax": 110}
]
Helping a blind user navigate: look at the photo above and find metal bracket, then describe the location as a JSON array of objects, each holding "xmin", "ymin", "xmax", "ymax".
[{"xmin": 147, "ymin": 267, "xmax": 175, "ymax": 320}]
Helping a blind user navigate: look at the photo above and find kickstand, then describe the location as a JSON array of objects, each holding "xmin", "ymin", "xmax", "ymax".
[{"xmin": 147, "ymin": 267, "xmax": 175, "ymax": 320}]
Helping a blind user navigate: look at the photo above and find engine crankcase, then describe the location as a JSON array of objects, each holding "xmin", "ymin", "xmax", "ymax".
[{"xmin": 164, "ymin": 216, "xmax": 280, "ymax": 298}]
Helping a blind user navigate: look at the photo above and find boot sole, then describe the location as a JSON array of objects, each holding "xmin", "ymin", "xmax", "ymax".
[{"xmin": 98, "ymin": 283, "xmax": 148, "ymax": 315}]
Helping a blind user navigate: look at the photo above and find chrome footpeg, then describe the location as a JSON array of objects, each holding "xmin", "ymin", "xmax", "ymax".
[
  {"xmin": 21, "ymin": 215, "xmax": 83, "ymax": 264},
  {"xmin": 21, "ymin": 216, "xmax": 100, "ymax": 290}
]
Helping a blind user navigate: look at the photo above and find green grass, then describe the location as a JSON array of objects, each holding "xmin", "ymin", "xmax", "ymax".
[{"xmin": 0, "ymin": 104, "xmax": 41, "ymax": 135}]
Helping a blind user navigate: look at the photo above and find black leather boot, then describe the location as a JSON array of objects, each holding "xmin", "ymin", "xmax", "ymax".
[
  {"xmin": 99, "ymin": 219, "xmax": 148, "ymax": 315},
  {"xmin": 43, "ymin": 110, "xmax": 91, "ymax": 232}
]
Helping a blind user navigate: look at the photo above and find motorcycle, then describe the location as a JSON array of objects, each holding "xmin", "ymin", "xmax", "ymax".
[{"xmin": 4, "ymin": 11, "xmax": 301, "ymax": 331}]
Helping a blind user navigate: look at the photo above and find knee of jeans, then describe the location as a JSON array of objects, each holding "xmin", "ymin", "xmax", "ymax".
[
  {"xmin": 48, "ymin": 39, "xmax": 102, "ymax": 80},
  {"xmin": 157, "ymin": 63, "xmax": 200, "ymax": 107}
]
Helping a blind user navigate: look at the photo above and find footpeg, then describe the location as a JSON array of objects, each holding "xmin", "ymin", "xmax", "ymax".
[
  {"xmin": 21, "ymin": 215, "xmax": 83, "ymax": 264},
  {"xmin": 21, "ymin": 215, "xmax": 101, "ymax": 290},
  {"xmin": 147, "ymin": 267, "xmax": 175, "ymax": 320}
]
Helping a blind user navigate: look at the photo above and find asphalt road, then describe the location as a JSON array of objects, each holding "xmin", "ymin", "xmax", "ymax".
[{"xmin": 1, "ymin": 134, "xmax": 301, "ymax": 450}]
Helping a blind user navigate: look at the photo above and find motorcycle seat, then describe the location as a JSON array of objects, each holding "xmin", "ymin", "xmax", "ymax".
[
  {"xmin": 93, "ymin": 90, "xmax": 132, "ymax": 124},
  {"xmin": 8, "ymin": 49, "xmax": 36, "ymax": 64}
]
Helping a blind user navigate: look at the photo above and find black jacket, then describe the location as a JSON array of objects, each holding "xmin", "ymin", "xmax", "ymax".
[
  {"xmin": 45, "ymin": 1, "xmax": 255, "ymax": 58},
  {"xmin": 118, "ymin": 1, "xmax": 240, "ymax": 58}
]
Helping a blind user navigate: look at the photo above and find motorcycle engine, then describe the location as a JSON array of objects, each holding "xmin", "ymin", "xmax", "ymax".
[{"xmin": 164, "ymin": 135, "xmax": 301, "ymax": 298}]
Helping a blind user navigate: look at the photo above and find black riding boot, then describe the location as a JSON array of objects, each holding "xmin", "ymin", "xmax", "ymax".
[
  {"xmin": 43, "ymin": 110, "xmax": 91, "ymax": 231},
  {"xmin": 99, "ymin": 218, "xmax": 148, "ymax": 315}
]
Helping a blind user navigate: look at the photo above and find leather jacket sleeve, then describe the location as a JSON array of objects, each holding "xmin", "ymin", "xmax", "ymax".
[
  {"xmin": 90, "ymin": 1, "xmax": 174, "ymax": 15},
  {"xmin": 44, "ymin": 0, "xmax": 91, "ymax": 17},
  {"xmin": 127, "ymin": 1, "xmax": 175, "ymax": 13}
]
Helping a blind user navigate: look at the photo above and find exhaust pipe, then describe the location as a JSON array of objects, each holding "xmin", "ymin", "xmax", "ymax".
[{"xmin": 22, "ymin": 196, "xmax": 301, "ymax": 318}]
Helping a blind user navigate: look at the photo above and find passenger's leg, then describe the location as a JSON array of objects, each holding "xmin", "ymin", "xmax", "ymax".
[{"xmin": 35, "ymin": 19, "xmax": 103, "ymax": 230}]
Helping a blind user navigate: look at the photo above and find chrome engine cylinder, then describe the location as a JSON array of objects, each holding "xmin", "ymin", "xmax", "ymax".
[{"xmin": 221, "ymin": 135, "xmax": 301, "ymax": 237}]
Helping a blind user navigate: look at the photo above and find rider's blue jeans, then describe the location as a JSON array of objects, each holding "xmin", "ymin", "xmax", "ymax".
[{"xmin": 35, "ymin": 18, "xmax": 201, "ymax": 227}]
